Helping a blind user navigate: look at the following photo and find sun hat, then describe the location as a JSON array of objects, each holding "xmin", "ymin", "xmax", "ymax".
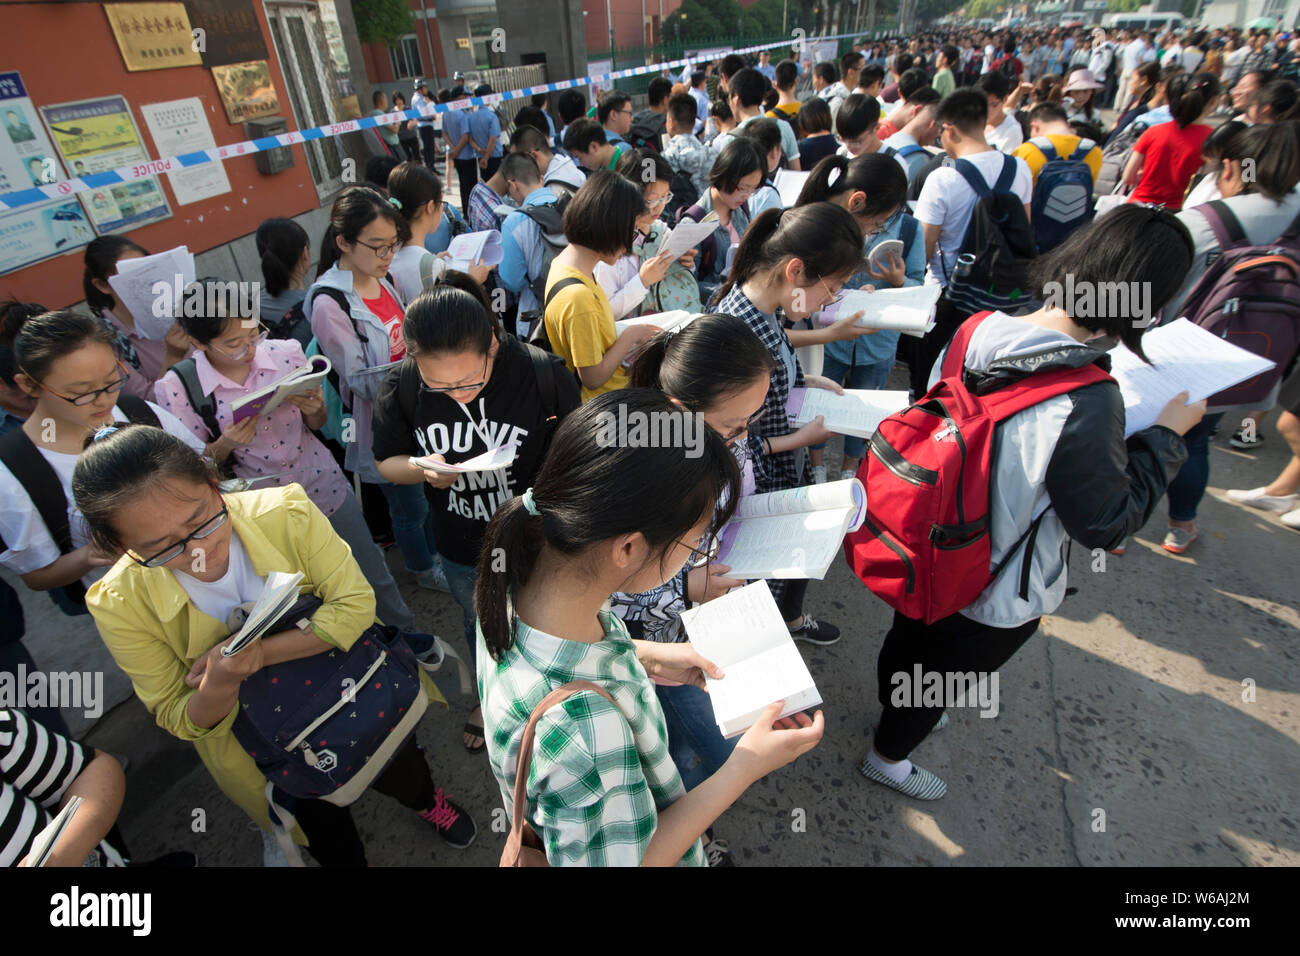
[{"xmin": 1064, "ymin": 68, "xmax": 1103, "ymax": 92}]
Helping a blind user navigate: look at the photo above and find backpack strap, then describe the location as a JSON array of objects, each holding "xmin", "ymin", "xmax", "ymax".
[
  {"xmin": 0, "ymin": 428, "xmax": 74, "ymax": 555},
  {"xmin": 1030, "ymin": 136, "xmax": 1058, "ymax": 162},
  {"xmin": 543, "ymin": 276, "xmax": 587, "ymax": 310},
  {"xmin": 952, "ymin": 158, "xmax": 992, "ymax": 199},
  {"xmin": 1197, "ymin": 199, "xmax": 1248, "ymax": 250},
  {"xmin": 992, "ymin": 152, "xmax": 1018, "ymax": 194},
  {"xmin": 519, "ymin": 337, "xmax": 561, "ymax": 426},
  {"xmin": 1068, "ymin": 139, "xmax": 1097, "ymax": 160},
  {"xmin": 898, "ymin": 215, "xmax": 919, "ymax": 260},
  {"xmin": 396, "ymin": 357, "xmax": 421, "ymax": 425},
  {"xmin": 116, "ymin": 394, "xmax": 161, "ymax": 429},
  {"xmin": 940, "ymin": 311, "xmax": 998, "ymax": 379},
  {"xmin": 167, "ymin": 357, "xmax": 221, "ymax": 441},
  {"xmin": 1280, "ymin": 206, "xmax": 1300, "ymax": 243},
  {"xmin": 977, "ymin": 362, "xmax": 1113, "ymax": 423}
]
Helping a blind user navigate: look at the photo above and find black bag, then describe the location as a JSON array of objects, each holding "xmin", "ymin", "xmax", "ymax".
[
  {"xmin": 665, "ymin": 167, "xmax": 699, "ymax": 222},
  {"xmin": 523, "ymin": 275, "xmax": 584, "ymax": 354}
]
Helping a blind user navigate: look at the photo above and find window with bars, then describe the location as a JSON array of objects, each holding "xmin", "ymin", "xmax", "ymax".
[{"xmin": 389, "ymin": 35, "xmax": 423, "ymax": 79}]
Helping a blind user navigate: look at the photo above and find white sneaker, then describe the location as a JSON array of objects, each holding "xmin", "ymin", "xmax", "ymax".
[
  {"xmin": 839, "ymin": 468, "xmax": 857, "ymax": 481},
  {"xmin": 811, "ymin": 465, "xmax": 828, "ymax": 484},
  {"xmin": 1226, "ymin": 487, "xmax": 1300, "ymax": 514},
  {"xmin": 1281, "ymin": 508, "xmax": 1300, "ymax": 529}
]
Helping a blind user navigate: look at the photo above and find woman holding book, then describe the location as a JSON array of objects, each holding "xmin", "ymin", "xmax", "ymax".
[
  {"xmin": 154, "ymin": 279, "xmax": 414, "ymax": 631},
  {"xmin": 307, "ymin": 186, "xmax": 449, "ymax": 592},
  {"xmin": 72, "ymin": 426, "xmax": 477, "ymax": 865},
  {"xmin": 387, "ymin": 161, "xmax": 491, "ymax": 304},
  {"xmin": 796, "ymin": 153, "xmax": 926, "ymax": 483},
  {"xmin": 476, "ymin": 389, "xmax": 823, "ymax": 866},
  {"xmin": 712, "ymin": 202, "xmax": 874, "ymax": 647},
  {"xmin": 373, "ymin": 284, "xmax": 580, "ymax": 752},
  {"xmin": 0, "ymin": 310, "xmax": 204, "ymax": 612},
  {"xmin": 678, "ymin": 138, "xmax": 765, "ymax": 303}
]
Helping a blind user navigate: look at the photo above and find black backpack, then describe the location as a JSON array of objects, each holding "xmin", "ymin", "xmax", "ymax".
[
  {"xmin": 627, "ymin": 112, "xmax": 665, "ymax": 153},
  {"xmin": 525, "ymin": 275, "xmax": 585, "ymax": 355},
  {"xmin": 941, "ymin": 154, "xmax": 1038, "ymax": 320},
  {"xmin": 0, "ymin": 395, "xmax": 160, "ymax": 614},
  {"xmin": 263, "ymin": 298, "xmax": 313, "ymax": 351},
  {"xmin": 519, "ymin": 196, "xmax": 572, "ymax": 308},
  {"xmin": 665, "ymin": 167, "xmax": 700, "ymax": 222}
]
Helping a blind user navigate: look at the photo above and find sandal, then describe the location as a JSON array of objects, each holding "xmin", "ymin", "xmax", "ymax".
[{"xmin": 462, "ymin": 717, "xmax": 486, "ymax": 754}]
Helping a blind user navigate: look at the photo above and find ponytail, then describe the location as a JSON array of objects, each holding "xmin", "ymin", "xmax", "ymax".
[
  {"xmin": 714, "ymin": 202, "xmax": 865, "ymax": 305},
  {"xmin": 796, "ymin": 153, "xmax": 907, "ymax": 219},
  {"xmin": 386, "ymin": 161, "xmax": 443, "ymax": 239},
  {"xmin": 795, "ymin": 154, "xmax": 850, "ymax": 205},
  {"xmin": 714, "ymin": 206, "xmax": 785, "ymax": 302},
  {"xmin": 255, "ymin": 218, "xmax": 309, "ymax": 297},
  {"xmin": 1168, "ymin": 72, "xmax": 1220, "ymax": 129}
]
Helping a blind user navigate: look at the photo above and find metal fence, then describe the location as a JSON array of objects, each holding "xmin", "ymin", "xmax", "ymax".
[{"xmin": 457, "ymin": 63, "xmax": 550, "ymax": 127}]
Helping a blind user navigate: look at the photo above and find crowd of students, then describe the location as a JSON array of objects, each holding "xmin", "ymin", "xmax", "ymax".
[{"xmin": 2, "ymin": 24, "xmax": 1298, "ymax": 868}]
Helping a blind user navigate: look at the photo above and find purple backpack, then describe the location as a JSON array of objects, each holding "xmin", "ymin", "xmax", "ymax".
[{"xmin": 1180, "ymin": 200, "xmax": 1300, "ymax": 406}]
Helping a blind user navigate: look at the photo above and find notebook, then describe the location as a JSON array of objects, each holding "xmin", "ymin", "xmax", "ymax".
[
  {"xmin": 23, "ymin": 796, "xmax": 83, "ymax": 867},
  {"xmin": 679, "ymin": 581, "xmax": 822, "ymax": 739},
  {"xmin": 229, "ymin": 356, "xmax": 332, "ymax": 424},
  {"xmin": 221, "ymin": 571, "xmax": 307, "ymax": 657},
  {"xmin": 717, "ymin": 478, "xmax": 867, "ymax": 579},
  {"xmin": 787, "ymin": 387, "xmax": 911, "ymax": 439}
]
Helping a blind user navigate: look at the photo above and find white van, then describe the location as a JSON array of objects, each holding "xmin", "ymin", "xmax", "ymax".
[{"xmin": 1104, "ymin": 13, "xmax": 1187, "ymax": 35}]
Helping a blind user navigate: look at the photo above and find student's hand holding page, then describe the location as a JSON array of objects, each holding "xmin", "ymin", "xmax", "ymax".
[
  {"xmin": 1154, "ymin": 390, "xmax": 1208, "ymax": 435},
  {"xmin": 732, "ymin": 700, "xmax": 824, "ymax": 777},
  {"xmin": 186, "ymin": 637, "xmax": 265, "ymax": 690},
  {"xmin": 617, "ymin": 323, "xmax": 662, "ymax": 350},
  {"xmin": 866, "ymin": 249, "xmax": 907, "ymax": 288},
  {"xmin": 688, "ymin": 562, "xmax": 745, "ymax": 603},
  {"xmin": 410, "ymin": 454, "xmax": 459, "ymax": 489},
  {"xmin": 638, "ymin": 249, "xmax": 677, "ymax": 287},
  {"xmin": 824, "ymin": 309, "xmax": 876, "ymax": 342},
  {"xmin": 781, "ymin": 414, "xmax": 834, "ymax": 450},
  {"xmin": 633, "ymin": 640, "xmax": 724, "ymax": 691},
  {"xmin": 213, "ymin": 415, "xmax": 259, "ymax": 458},
  {"xmin": 803, "ymin": 374, "xmax": 846, "ymax": 395},
  {"xmin": 284, "ymin": 386, "xmax": 327, "ymax": 428},
  {"xmin": 675, "ymin": 248, "xmax": 697, "ymax": 271},
  {"xmin": 436, "ymin": 251, "xmax": 492, "ymax": 285}
]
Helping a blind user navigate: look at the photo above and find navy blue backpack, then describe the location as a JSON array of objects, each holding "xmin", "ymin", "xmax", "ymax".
[{"xmin": 1028, "ymin": 136, "xmax": 1097, "ymax": 253}]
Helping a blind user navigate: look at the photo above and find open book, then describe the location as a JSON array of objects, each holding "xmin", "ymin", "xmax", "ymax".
[
  {"xmin": 221, "ymin": 571, "xmax": 307, "ymax": 657},
  {"xmin": 614, "ymin": 309, "xmax": 699, "ymax": 336},
  {"xmin": 23, "ymin": 795, "xmax": 83, "ymax": 867},
  {"xmin": 1109, "ymin": 318, "xmax": 1277, "ymax": 437},
  {"xmin": 787, "ymin": 387, "xmax": 910, "ymax": 439},
  {"xmin": 229, "ymin": 356, "xmax": 331, "ymax": 424},
  {"xmin": 107, "ymin": 246, "xmax": 196, "ymax": 340},
  {"xmin": 657, "ymin": 215, "xmax": 719, "ymax": 259},
  {"xmin": 445, "ymin": 229, "xmax": 503, "ymax": 273},
  {"xmin": 773, "ymin": 169, "xmax": 811, "ymax": 208},
  {"xmin": 817, "ymin": 284, "xmax": 942, "ymax": 337},
  {"xmin": 679, "ymin": 581, "xmax": 822, "ymax": 739},
  {"xmin": 717, "ymin": 478, "xmax": 866, "ymax": 579},
  {"xmin": 409, "ymin": 443, "xmax": 517, "ymax": 475},
  {"xmin": 867, "ymin": 238, "xmax": 904, "ymax": 271}
]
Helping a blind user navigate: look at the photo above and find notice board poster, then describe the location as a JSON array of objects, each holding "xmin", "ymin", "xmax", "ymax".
[
  {"xmin": 40, "ymin": 95, "xmax": 171, "ymax": 234},
  {"xmin": 104, "ymin": 2, "xmax": 204, "ymax": 71},
  {"xmin": 139, "ymin": 97, "xmax": 231, "ymax": 204},
  {"xmin": 0, "ymin": 72, "xmax": 94, "ymax": 275}
]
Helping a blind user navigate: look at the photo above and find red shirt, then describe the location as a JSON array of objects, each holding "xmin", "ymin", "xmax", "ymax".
[
  {"xmin": 1130, "ymin": 122, "xmax": 1212, "ymax": 211},
  {"xmin": 363, "ymin": 286, "xmax": 406, "ymax": 361}
]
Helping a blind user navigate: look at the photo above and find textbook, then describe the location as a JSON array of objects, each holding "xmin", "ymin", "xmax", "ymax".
[
  {"xmin": 787, "ymin": 387, "xmax": 911, "ymax": 439},
  {"xmin": 107, "ymin": 245, "xmax": 196, "ymax": 340},
  {"xmin": 867, "ymin": 238, "xmax": 904, "ymax": 271},
  {"xmin": 408, "ymin": 443, "xmax": 517, "ymax": 474},
  {"xmin": 445, "ymin": 229, "xmax": 504, "ymax": 273},
  {"xmin": 717, "ymin": 478, "xmax": 867, "ymax": 580},
  {"xmin": 773, "ymin": 169, "xmax": 811, "ymax": 208},
  {"xmin": 679, "ymin": 581, "xmax": 822, "ymax": 739},
  {"xmin": 1108, "ymin": 318, "xmax": 1277, "ymax": 437},
  {"xmin": 24, "ymin": 795, "xmax": 83, "ymax": 867},
  {"xmin": 228, "ymin": 356, "xmax": 331, "ymax": 424},
  {"xmin": 221, "ymin": 571, "xmax": 307, "ymax": 657},
  {"xmin": 658, "ymin": 215, "xmax": 719, "ymax": 259},
  {"xmin": 817, "ymin": 284, "xmax": 942, "ymax": 337},
  {"xmin": 613, "ymin": 309, "xmax": 698, "ymax": 336}
]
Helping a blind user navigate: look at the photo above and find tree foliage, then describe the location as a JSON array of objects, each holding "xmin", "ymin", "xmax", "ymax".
[{"xmin": 352, "ymin": 0, "xmax": 415, "ymax": 47}]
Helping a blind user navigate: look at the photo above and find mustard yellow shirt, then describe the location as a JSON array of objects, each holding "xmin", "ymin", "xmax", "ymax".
[
  {"xmin": 544, "ymin": 264, "xmax": 627, "ymax": 402},
  {"xmin": 1012, "ymin": 133, "xmax": 1103, "ymax": 186},
  {"xmin": 86, "ymin": 483, "xmax": 445, "ymax": 840}
]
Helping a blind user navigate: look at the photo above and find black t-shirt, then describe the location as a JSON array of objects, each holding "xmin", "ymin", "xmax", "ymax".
[{"xmin": 371, "ymin": 337, "xmax": 580, "ymax": 566}]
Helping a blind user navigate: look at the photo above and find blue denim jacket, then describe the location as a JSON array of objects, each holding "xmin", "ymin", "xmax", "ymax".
[{"xmin": 825, "ymin": 208, "xmax": 927, "ymax": 369}]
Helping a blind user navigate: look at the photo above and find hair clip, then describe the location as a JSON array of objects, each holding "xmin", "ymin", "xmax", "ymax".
[
  {"xmin": 521, "ymin": 487, "xmax": 541, "ymax": 517},
  {"xmin": 388, "ymin": 196, "xmax": 403, "ymax": 211},
  {"xmin": 92, "ymin": 424, "xmax": 120, "ymax": 442},
  {"xmin": 826, "ymin": 165, "xmax": 843, "ymax": 188}
]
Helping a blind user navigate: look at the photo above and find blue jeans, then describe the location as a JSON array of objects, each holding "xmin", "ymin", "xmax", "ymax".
[
  {"xmin": 440, "ymin": 556, "xmax": 478, "ymax": 666},
  {"xmin": 811, "ymin": 355, "xmax": 894, "ymax": 461},
  {"xmin": 378, "ymin": 481, "xmax": 437, "ymax": 575},
  {"xmin": 656, "ymin": 681, "xmax": 736, "ymax": 791},
  {"xmin": 1166, "ymin": 412, "xmax": 1225, "ymax": 523}
]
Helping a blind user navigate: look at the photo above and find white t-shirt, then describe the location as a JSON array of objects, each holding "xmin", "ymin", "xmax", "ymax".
[
  {"xmin": 173, "ymin": 531, "xmax": 265, "ymax": 627},
  {"xmin": 0, "ymin": 401, "xmax": 205, "ymax": 583},
  {"xmin": 545, "ymin": 153, "xmax": 586, "ymax": 191},
  {"xmin": 388, "ymin": 244, "xmax": 445, "ymax": 305},
  {"xmin": 1182, "ymin": 173, "xmax": 1222, "ymax": 211},
  {"xmin": 986, "ymin": 113, "xmax": 1025, "ymax": 153},
  {"xmin": 913, "ymin": 149, "xmax": 1033, "ymax": 285}
]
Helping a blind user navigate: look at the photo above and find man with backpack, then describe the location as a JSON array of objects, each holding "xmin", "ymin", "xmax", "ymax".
[
  {"xmin": 713, "ymin": 68, "xmax": 802, "ymax": 172},
  {"xmin": 511, "ymin": 125, "xmax": 585, "ymax": 198},
  {"xmin": 497, "ymin": 153, "xmax": 566, "ymax": 337},
  {"xmin": 598, "ymin": 90, "xmax": 634, "ymax": 148},
  {"xmin": 662, "ymin": 92, "xmax": 709, "ymax": 212},
  {"xmin": 1013, "ymin": 102, "xmax": 1100, "ymax": 253},
  {"xmin": 629, "ymin": 77, "xmax": 671, "ymax": 153},
  {"xmin": 563, "ymin": 119, "xmax": 625, "ymax": 173},
  {"xmin": 991, "ymin": 36, "xmax": 1024, "ymax": 82},
  {"xmin": 882, "ymin": 94, "xmax": 942, "ymax": 184}
]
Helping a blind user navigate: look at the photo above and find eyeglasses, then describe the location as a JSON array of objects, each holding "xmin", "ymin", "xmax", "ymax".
[
  {"xmin": 420, "ymin": 356, "xmax": 490, "ymax": 394},
  {"xmin": 26, "ymin": 359, "xmax": 132, "ymax": 406},
  {"xmin": 678, "ymin": 531, "xmax": 721, "ymax": 569},
  {"xmin": 644, "ymin": 191, "xmax": 674, "ymax": 211},
  {"xmin": 731, "ymin": 181, "xmax": 760, "ymax": 197},
  {"xmin": 212, "ymin": 323, "xmax": 269, "ymax": 360},
  {"xmin": 127, "ymin": 502, "xmax": 228, "ymax": 568},
  {"xmin": 717, "ymin": 407, "xmax": 765, "ymax": 444},
  {"xmin": 819, "ymin": 277, "xmax": 848, "ymax": 306},
  {"xmin": 353, "ymin": 237, "xmax": 401, "ymax": 259}
]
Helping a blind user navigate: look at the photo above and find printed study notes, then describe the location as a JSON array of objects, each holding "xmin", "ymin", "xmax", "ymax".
[
  {"xmin": 409, "ymin": 444, "xmax": 518, "ymax": 475},
  {"xmin": 717, "ymin": 479, "xmax": 867, "ymax": 579},
  {"xmin": 787, "ymin": 387, "xmax": 911, "ymax": 439},
  {"xmin": 445, "ymin": 229, "xmax": 504, "ymax": 273},
  {"xmin": 817, "ymin": 284, "xmax": 942, "ymax": 337}
]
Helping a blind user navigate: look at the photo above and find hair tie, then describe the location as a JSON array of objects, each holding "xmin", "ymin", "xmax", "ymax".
[
  {"xmin": 826, "ymin": 165, "xmax": 843, "ymax": 189},
  {"xmin": 92, "ymin": 425, "xmax": 119, "ymax": 442},
  {"xmin": 388, "ymin": 196, "xmax": 403, "ymax": 211},
  {"xmin": 521, "ymin": 487, "xmax": 540, "ymax": 516}
]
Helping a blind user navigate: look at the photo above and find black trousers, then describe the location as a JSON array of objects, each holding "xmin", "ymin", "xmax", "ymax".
[
  {"xmin": 399, "ymin": 137, "xmax": 421, "ymax": 163},
  {"xmin": 417, "ymin": 125, "xmax": 439, "ymax": 170},
  {"xmin": 294, "ymin": 735, "xmax": 437, "ymax": 867},
  {"xmin": 873, "ymin": 608, "xmax": 1041, "ymax": 761},
  {"xmin": 905, "ymin": 293, "xmax": 966, "ymax": 398},
  {"xmin": 454, "ymin": 158, "xmax": 479, "ymax": 213}
]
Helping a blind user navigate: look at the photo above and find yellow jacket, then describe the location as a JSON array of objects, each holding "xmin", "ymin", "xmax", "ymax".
[{"xmin": 86, "ymin": 483, "xmax": 445, "ymax": 840}]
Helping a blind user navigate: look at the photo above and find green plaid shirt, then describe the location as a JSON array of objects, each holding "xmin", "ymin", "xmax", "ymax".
[{"xmin": 477, "ymin": 609, "xmax": 705, "ymax": 867}]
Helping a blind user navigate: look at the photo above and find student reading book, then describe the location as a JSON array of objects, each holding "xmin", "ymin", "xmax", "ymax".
[
  {"xmin": 155, "ymin": 282, "xmax": 414, "ymax": 631},
  {"xmin": 715, "ymin": 478, "xmax": 867, "ymax": 580}
]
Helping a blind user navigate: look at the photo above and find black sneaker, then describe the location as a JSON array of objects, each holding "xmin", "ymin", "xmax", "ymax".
[
  {"xmin": 417, "ymin": 788, "xmax": 477, "ymax": 849},
  {"xmin": 702, "ymin": 829, "xmax": 736, "ymax": 866},
  {"xmin": 1229, "ymin": 429, "xmax": 1264, "ymax": 451},
  {"xmin": 789, "ymin": 613, "xmax": 840, "ymax": 646}
]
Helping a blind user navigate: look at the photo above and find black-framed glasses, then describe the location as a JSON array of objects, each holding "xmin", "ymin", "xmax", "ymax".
[
  {"xmin": 717, "ymin": 407, "xmax": 765, "ymax": 444},
  {"xmin": 678, "ymin": 531, "xmax": 720, "ymax": 569},
  {"xmin": 127, "ymin": 503, "xmax": 229, "ymax": 568},
  {"xmin": 353, "ymin": 237, "xmax": 401, "ymax": 259},
  {"xmin": 24, "ymin": 359, "xmax": 131, "ymax": 407},
  {"xmin": 419, "ymin": 356, "xmax": 491, "ymax": 394}
]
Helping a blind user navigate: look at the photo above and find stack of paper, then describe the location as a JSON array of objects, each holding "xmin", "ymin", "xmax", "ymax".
[
  {"xmin": 658, "ymin": 216, "xmax": 720, "ymax": 259},
  {"xmin": 680, "ymin": 581, "xmax": 822, "ymax": 739},
  {"xmin": 107, "ymin": 246, "xmax": 196, "ymax": 339},
  {"xmin": 222, "ymin": 571, "xmax": 306, "ymax": 657},
  {"xmin": 818, "ymin": 284, "xmax": 942, "ymax": 337},
  {"xmin": 409, "ymin": 444, "xmax": 518, "ymax": 474},
  {"xmin": 1107, "ymin": 319, "xmax": 1277, "ymax": 436},
  {"xmin": 717, "ymin": 479, "xmax": 866, "ymax": 580},
  {"xmin": 445, "ymin": 230, "xmax": 504, "ymax": 273},
  {"xmin": 787, "ymin": 387, "xmax": 910, "ymax": 439}
]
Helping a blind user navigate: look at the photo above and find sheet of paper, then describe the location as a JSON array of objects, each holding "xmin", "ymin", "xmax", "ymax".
[
  {"xmin": 680, "ymin": 581, "xmax": 821, "ymax": 737},
  {"xmin": 410, "ymin": 443, "xmax": 518, "ymax": 474},
  {"xmin": 717, "ymin": 508, "xmax": 854, "ymax": 579},
  {"xmin": 732, "ymin": 478, "xmax": 865, "ymax": 524},
  {"xmin": 818, "ymin": 284, "xmax": 941, "ymax": 336},
  {"xmin": 139, "ymin": 97, "xmax": 231, "ymax": 205},
  {"xmin": 614, "ymin": 310, "xmax": 696, "ymax": 336},
  {"xmin": 787, "ymin": 387, "xmax": 910, "ymax": 439},
  {"xmin": 108, "ymin": 246, "xmax": 195, "ymax": 339},
  {"xmin": 773, "ymin": 169, "xmax": 811, "ymax": 208},
  {"xmin": 1108, "ymin": 319, "xmax": 1277, "ymax": 436},
  {"xmin": 659, "ymin": 218, "xmax": 720, "ymax": 259},
  {"xmin": 446, "ymin": 229, "xmax": 503, "ymax": 269}
]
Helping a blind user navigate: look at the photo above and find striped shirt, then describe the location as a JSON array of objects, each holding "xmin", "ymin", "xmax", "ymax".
[{"xmin": 477, "ymin": 610, "xmax": 704, "ymax": 866}]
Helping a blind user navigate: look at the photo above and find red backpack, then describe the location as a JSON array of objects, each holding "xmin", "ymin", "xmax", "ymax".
[{"xmin": 843, "ymin": 312, "xmax": 1113, "ymax": 624}]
